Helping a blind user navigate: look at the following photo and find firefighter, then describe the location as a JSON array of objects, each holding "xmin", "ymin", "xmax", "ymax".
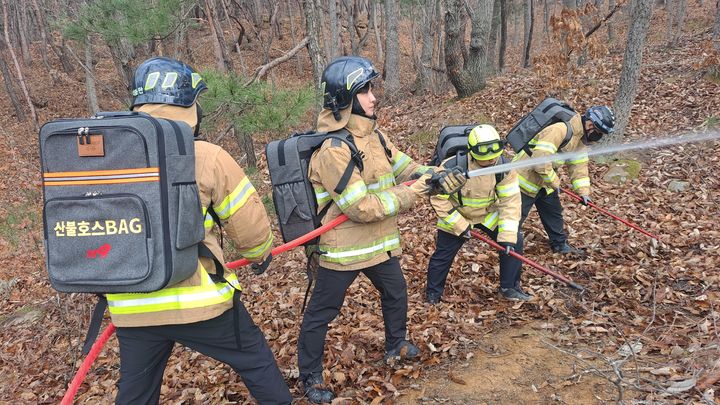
[
  {"xmin": 424, "ymin": 125, "xmax": 529, "ymax": 303},
  {"xmin": 515, "ymin": 105, "xmax": 615, "ymax": 256},
  {"xmin": 297, "ymin": 56, "xmax": 466, "ymax": 403},
  {"xmin": 106, "ymin": 57, "xmax": 292, "ymax": 405}
]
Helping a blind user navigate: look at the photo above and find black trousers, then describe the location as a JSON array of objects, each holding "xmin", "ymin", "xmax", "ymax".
[
  {"xmin": 115, "ymin": 297, "xmax": 292, "ymax": 405},
  {"xmin": 426, "ymin": 225, "xmax": 524, "ymax": 295},
  {"xmin": 297, "ymin": 257, "xmax": 407, "ymax": 380},
  {"xmin": 520, "ymin": 188, "xmax": 567, "ymax": 249}
]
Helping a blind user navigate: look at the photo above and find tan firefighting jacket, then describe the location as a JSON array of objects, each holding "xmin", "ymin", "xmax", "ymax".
[
  {"xmin": 309, "ymin": 110, "xmax": 430, "ymax": 271},
  {"xmin": 514, "ymin": 113, "xmax": 590, "ymax": 198},
  {"xmin": 107, "ymin": 105, "xmax": 273, "ymax": 327},
  {"xmin": 429, "ymin": 156, "xmax": 521, "ymax": 244}
]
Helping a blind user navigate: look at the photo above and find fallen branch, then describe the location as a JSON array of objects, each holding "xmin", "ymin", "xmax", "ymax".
[
  {"xmin": 584, "ymin": 1, "xmax": 624, "ymax": 39},
  {"xmin": 244, "ymin": 36, "xmax": 309, "ymax": 86},
  {"xmin": 423, "ymin": 63, "xmax": 446, "ymax": 74}
]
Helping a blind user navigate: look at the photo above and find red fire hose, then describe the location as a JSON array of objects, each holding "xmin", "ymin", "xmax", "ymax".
[
  {"xmin": 470, "ymin": 230, "xmax": 585, "ymax": 291},
  {"xmin": 560, "ymin": 188, "xmax": 660, "ymax": 240},
  {"xmin": 60, "ymin": 323, "xmax": 116, "ymax": 405},
  {"xmin": 60, "ymin": 213, "xmax": 353, "ymax": 404}
]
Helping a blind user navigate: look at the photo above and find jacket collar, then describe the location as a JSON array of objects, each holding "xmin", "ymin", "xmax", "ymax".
[
  {"xmin": 316, "ymin": 103, "xmax": 353, "ymax": 133},
  {"xmin": 345, "ymin": 113, "xmax": 376, "ymax": 138}
]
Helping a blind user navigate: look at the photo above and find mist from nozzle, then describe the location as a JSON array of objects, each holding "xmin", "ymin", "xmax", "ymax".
[{"xmin": 465, "ymin": 130, "xmax": 720, "ymax": 178}]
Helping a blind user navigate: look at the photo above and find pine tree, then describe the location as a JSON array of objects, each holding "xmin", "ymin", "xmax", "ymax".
[{"xmin": 200, "ymin": 71, "xmax": 314, "ymax": 168}]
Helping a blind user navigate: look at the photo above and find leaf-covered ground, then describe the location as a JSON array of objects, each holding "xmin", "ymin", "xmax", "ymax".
[{"xmin": 1, "ymin": 3, "xmax": 719, "ymax": 404}]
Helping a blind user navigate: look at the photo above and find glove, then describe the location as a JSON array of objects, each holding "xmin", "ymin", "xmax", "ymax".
[
  {"xmin": 580, "ymin": 195, "xmax": 591, "ymax": 206},
  {"xmin": 304, "ymin": 245, "xmax": 321, "ymax": 281},
  {"xmin": 461, "ymin": 226, "xmax": 472, "ymax": 240},
  {"xmin": 498, "ymin": 241, "xmax": 515, "ymax": 255},
  {"xmin": 250, "ymin": 253, "xmax": 272, "ymax": 275},
  {"xmin": 427, "ymin": 166, "xmax": 467, "ymax": 195}
]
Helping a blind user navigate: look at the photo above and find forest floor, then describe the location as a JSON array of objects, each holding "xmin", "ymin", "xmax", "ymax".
[{"xmin": 1, "ymin": 2, "xmax": 720, "ymax": 404}]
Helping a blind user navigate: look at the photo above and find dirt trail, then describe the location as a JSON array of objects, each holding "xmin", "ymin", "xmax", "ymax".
[{"xmin": 399, "ymin": 322, "xmax": 621, "ymax": 404}]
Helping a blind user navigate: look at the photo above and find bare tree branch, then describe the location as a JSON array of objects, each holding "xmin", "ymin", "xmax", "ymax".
[{"xmin": 245, "ymin": 36, "xmax": 309, "ymax": 85}]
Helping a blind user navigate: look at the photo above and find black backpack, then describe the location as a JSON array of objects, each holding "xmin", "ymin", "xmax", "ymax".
[
  {"xmin": 265, "ymin": 129, "xmax": 392, "ymax": 245},
  {"xmin": 429, "ymin": 124, "xmax": 477, "ymax": 166},
  {"xmin": 505, "ymin": 98, "xmax": 576, "ymax": 156}
]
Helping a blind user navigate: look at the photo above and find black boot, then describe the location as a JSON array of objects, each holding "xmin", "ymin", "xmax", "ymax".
[
  {"xmin": 426, "ymin": 292, "xmax": 441, "ymax": 305},
  {"xmin": 551, "ymin": 242, "xmax": 585, "ymax": 257},
  {"xmin": 384, "ymin": 340, "xmax": 420, "ymax": 363},
  {"xmin": 302, "ymin": 373, "xmax": 334, "ymax": 404},
  {"xmin": 500, "ymin": 286, "xmax": 533, "ymax": 301}
]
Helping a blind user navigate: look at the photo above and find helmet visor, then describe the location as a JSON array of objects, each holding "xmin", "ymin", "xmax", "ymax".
[{"xmin": 469, "ymin": 141, "xmax": 504, "ymax": 160}]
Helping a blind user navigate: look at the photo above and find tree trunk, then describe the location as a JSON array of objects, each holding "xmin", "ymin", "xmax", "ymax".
[
  {"xmin": 499, "ymin": 0, "xmax": 508, "ymax": 71},
  {"xmin": 608, "ymin": 0, "xmax": 616, "ymax": 40},
  {"xmin": 1, "ymin": 0, "xmax": 37, "ymax": 130},
  {"xmin": 173, "ymin": 9, "xmax": 188, "ymax": 60},
  {"xmin": 328, "ymin": 0, "xmax": 339, "ymax": 59},
  {"xmin": 522, "ymin": 0, "xmax": 533, "ymax": 67},
  {"xmin": 17, "ymin": 1, "xmax": 31, "ymax": 66},
  {"xmin": 371, "ymin": 0, "xmax": 383, "ymax": 62},
  {"xmin": 351, "ymin": 0, "xmax": 371, "ymax": 54},
  {"xmin": 288, "ymin": 0, "xmax": 304, "ymax": 74},
  {"xmin": 665, "ymin": 0, "xmax": 674, "ymax": 43},
  {"xmin": 415, "ymin": 0, "xmax": 436, "ymax": 92},
  {"xmin": 511, "ymin": 0, "xmax": 519, "ymax": 46},
  {"xmin": 433, "ymin": 0, "xmax": 445, "ymax": 91},
  {"xmin": 714, "ymin": 0, "xmax": 720, "ymax": 47},
  {"xmin": 488, "ymin": 0, "xmax": 501, "ymax": 72},
  {"xmin": 611, "ymin": 0, "xmax": 653, "ymax": 138},
  {"xmin": 303, "ymin": 0, "xmax": 327, "ymax": 87},
  {"xmin": 33, "ymin": 0, "xmax": 72, "ymax": 73},
  {"xmin": 205, "ymin": 0, "xmax": 233, "ymax": 73},
  {"xmin": 543, "ymin": 0, "xmax": 549, "ymax": 38},
  {"xmin": 235, "ymin": 129, "xmax": 257, "ymax": 168},
  {"xmin": 29, "ymin": 0, "xmax": 51, "ymax": 74},
  {"xmin": 444, "ymin": 0, "xmax": 494, "ymax": 98},
  {"xmin": 108, "ymin": 41, "xmax": 135, "ymax": 92},
  {"xmin": 84, "ymin": 38, "xmax": 99, "ymax": 115},
  {"xmin": 315, "ymin": 0, "xmax": 330, "ymax": 59},
  {"xmin": 671, "ymin": 0, "xmax": 686, "ymax": 45},
  {"xmin": 0, "ymin": 55, "xmax": 25, "ymax": 121},
  {"xmin": 383, "ymin": 0, "xmax": 400, "ymax": 96}
]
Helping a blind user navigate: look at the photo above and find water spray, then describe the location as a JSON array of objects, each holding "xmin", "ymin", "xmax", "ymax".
[{"xmin": 465, "ymin": 130, "xmax": 720, "ymax": 178}]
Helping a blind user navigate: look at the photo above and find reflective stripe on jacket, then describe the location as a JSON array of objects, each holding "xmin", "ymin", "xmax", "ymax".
[
  {"xmin": 514, "ymin": 113, "xmax": 591, "ymax": 198},
  {"xmin": 309, "ymin": 111, "xmax": 428, "ymax": 271},
  {"xmin": 430, "ymin": 156, "xmax": 521, "ymax": 244},
  {"xmin": 107, "ymin": 140, "xmax": 273, "ymax": 327}
]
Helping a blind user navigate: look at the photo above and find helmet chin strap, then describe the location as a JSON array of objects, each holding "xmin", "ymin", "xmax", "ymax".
[{"xmin": 194, "ymin": 103, "xmax": 203, "ymax": 137}]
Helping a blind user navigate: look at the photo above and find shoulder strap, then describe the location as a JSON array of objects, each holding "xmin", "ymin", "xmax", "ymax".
[
  {"xmin": 81, "ymin": 295, "xmax": 108, "ymax": 355},
  {"xmin": 327, "ymin": 129, "xmax": 364, "ymax": 194},
  {"xmin": 558, "ymin": 121, "xmax": 574, "ymax": 151},
  {"xmin": 374, "ymin": 129, "xmax": 393, "ymax": 161},
  {"xmin": 495, "ymin": 155, "xmax": 506, "ymax": 185},
  {"xmin": 206, "ymin": 202, "xmax": 223, "ymax": 249}
]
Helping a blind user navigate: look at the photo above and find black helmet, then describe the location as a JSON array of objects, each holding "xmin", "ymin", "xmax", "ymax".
[
  {"xmin": 131, "ymin": 57, "xmax": 207, "ymax": 108},
  {"xmin": 586, "ymin": 106, "xmax": 615, "ymax": 135},
  {"xmin": 321, "ymin": 56, "xmax": 379, "ymax": 119}
]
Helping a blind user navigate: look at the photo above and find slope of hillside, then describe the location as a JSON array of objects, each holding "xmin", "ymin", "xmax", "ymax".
[{"xmin": 0, "ymin": 3, "xmax": 719, "ymax": 403}]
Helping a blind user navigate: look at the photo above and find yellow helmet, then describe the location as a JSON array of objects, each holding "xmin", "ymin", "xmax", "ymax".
[{"xmin": 468, "ymin": 125, "xmax": 503, "ymax": 161}]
